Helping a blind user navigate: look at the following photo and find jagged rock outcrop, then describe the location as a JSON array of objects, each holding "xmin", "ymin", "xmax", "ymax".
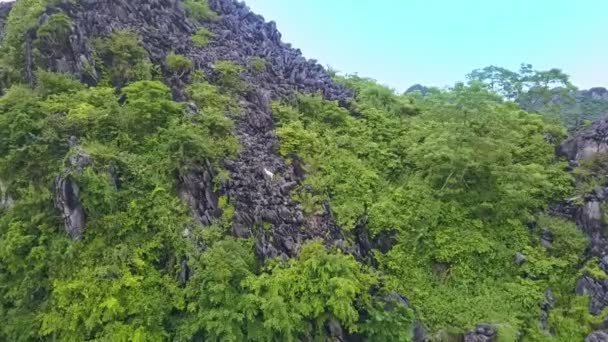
[
  {"xmin": 53, "ymin": 149, "xmax": 91, "ymax": 240},
  {"xmin": 463, "ymin": 325, "xmax": 497, "ymax": 342},
  {"xmin": 583, "ymin": 88, "xmax": 608, "ymax": 102},
  {"xmin": 539, "ymin": 289, "xmax": 555, "ymax": 332},
  {"xmin": 0, "ymin": 180, "xmax": 13, "ymax": 210},
  {"xmin": 33, "ymin": 0, "xmax": 350, "ymax": 102},
  {"xmin": 54, "ymin": 175, "xmax": 86, "ymax": 240},
  {"xmin": 557, "ymin": 121, "xmax": 608, "ymax": 257},
  {"xmin": 576, "ymin": 273, "xmax": 608, "ymax": 315},
  {"xmin": 521, "ymin": 86, "xmax": 608, "ymax": 128},
  {"xmin": 413, "ymin": 321, "xmax": 428, "ymax": 342},
  {"xmin": 557, "ymin": 117, "xmax": 608, "ymax": 338},
  {"xmin": 0, "ymin": 1, "xmax": 12, "ymax": 41},
  {"xmin": 559, "ymin": 118, "xmax": 608, "ymax": 161},
  {"xmin": 587, "ymin": 329, "xmax": 608, "ymax": 342},
  {"xmin": 178, "ymin": 166, "xmax": 222, "ymax": 226},
  {"xmin": 25, "ymin": 0, "xmax": 352, "ymax": 258}
]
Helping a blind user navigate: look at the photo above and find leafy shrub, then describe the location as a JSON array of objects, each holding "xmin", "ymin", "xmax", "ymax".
[
  {"xmin": 573, "ymin": 152, "xmax": 608, "ymax": 195},
  {"xmin": 166, "ymin": 52, "xmax": 193, "ymax": 76},
  {"xmin": 180, "ymin": 240, "xmax": 411, "ymax": 341},
  {"xmin": 182, "ymin": 0, "xmax": 219, "ymax": 22},
  {"xmin": 34, "ymin": 12, "xmax": 73, "ymax": 67},
  {"xmin": 192, "ymin": 27, "xmax": 215, "ymax": 48},
  {"xmin": 35, "ymin": 70, "xmax": 84, "ymax": 98},
  {"xmin": 187, "ymin": 81, "xmax": 235, "ymax": 113},
  {"xmin": 249, "ymin": 56, "xmax": 268, "ymax": 74},
  {"xmin": 179, "ymin": 239, "xmax": 258, "ymax": 341},
  {"xmin": 214, "ymin": 60, "xmax": 246, "ymax": 92},
  {"xmin": 35, "ymin": 13, "xmax": 72, "ymax": 45},
  {"xmin": 91, "ymin": 30, "xmax": 153, "ymax": 87},
  {"xmin": 246, "ymin": 242, "xmax": 387, "ymax": 339},
  {"xmin": 121, "ymin": 80, "xmax": 183, "ymax": 135}
]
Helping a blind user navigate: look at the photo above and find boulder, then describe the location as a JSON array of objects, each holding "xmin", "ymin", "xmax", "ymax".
[{"xmin": 464, "ymin": 324, "xmax": 497, "ymax": 342}]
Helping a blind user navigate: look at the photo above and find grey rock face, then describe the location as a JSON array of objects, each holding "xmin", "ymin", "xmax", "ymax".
[
  {"xmin": 540, "ymin": 228, "xmax": 554, "ymax": 249},
  {"xmin": 325, "ymin": 319, "xmax": 345, "ymax": 341},
  {"xmin": 464, "ymin": 324, "xmax": 497, "ymax": 342},
  {"xmin": 32, "ymin": 0, "xmax": 351, "ymax": 102},
  {"xmin": 0, "ymin": 1, "xmax": 12, "ymax": 41},
  {"xmin": 559, "ymin": 118, "xmax": 608, "ymax": 161},
  {"xmin": 587, "ymin": 330, "xmax": 608, "ymax": 342},
  {"xmin": 558, "ymin": 121, "xmax": 608, "ymax": 253},
  {"xmin": 515, "ymin": 252, "xmax": 527, "ymax": 265},
  {"xmin": 540, "ymin": 289, "xmax": 555, "ymax": 332},
  {"xmin": 584, "ymin": 88, "xmax": 608, "ymax": 102},
  {"xmin": 54, "ymin": 176, "xmax": 86, "ymax": 240},
  {"xmin": 558, "ymin": 118, "xmax": 608, "ymax": 338},
  {"xmin": 413, "ymin": 321, "xmax": 428, "ymax": 342},
  {"xmin": 178, "ymin": 166, "xmax": 222, "ymax": 226},
  {"xmin": 0, "ymin": 180, "xmax": 14, "ymax": 210},
  {"xmin": 576, "ymin": 276, "xmax": 608, "ymax": 315},
  {"xmin": 53, "ymin": 150, "xmax": 91, "ymax": 240}
]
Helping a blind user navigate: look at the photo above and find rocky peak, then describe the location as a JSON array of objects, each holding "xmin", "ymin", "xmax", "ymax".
[
  {"xmin": 583, "ymin": 87, "xmax": 608, "ymax": 102},
  {"xmin": 405, "ymin": 83, "xmax": 428, "ymax": 96},
  {"xmin": 559, "ymin": 118, "xmax": 608, "ymax": 161}
]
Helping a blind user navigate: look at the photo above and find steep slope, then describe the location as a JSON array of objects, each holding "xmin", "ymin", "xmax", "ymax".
[
  {"xmin": 2, "ymin": 0, "xmax": 608, "ymax": 341},
  {"xmin": 0, "ymin": 0, "xmax": 409, "ymax": 340},
  {"xmin": 557, "ymin": 120, "xmax": 608, "ymax": 340},
  {"xmin": 9, "ymin": 0, "xmax": 352, "ymax": 258}
]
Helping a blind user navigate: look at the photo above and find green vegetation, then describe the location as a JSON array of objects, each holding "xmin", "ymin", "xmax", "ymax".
[
  {"xmin": 249, "ymin": 56, "xmax": 268, "ymax": 74},
  {"xmin": 467, "ymin": 64, "xmax": 608, "ymax": 128},
  {"xmin": 182, "ymin": 0, "xmax": 219, "ymax": 22},
  {"xmin": 192, "ymin": 27, "xmax": 215, "ymax": 48},
  {"xmin": 572, "ymin": 152, "xmax": 608, "ymax": 200},
  {"xmin": 214, "ymin": 60, "xmax": 247, "ymax": 92},
  {"xmin": 273, "ymin": 76, "xmax": 599, "ymax": 339},
  {"xmin": 35, "ymin": 13, "xmax": 72, "ymax": 48},
  {"xmin": 166, "ymin": 52, "xmax": 193, "ymax": 76},
  {"xmin": 0, "ymin": 19, "xmax": 406, "ymax": 340},
  {"xmin": 90, "ymin": 30, "xmax": 155, "ymax": 87},
  {"xmin": 0, "ymin": 0, "xmax": 605, "ymax": 340},
  {"xmin": 0, "ymin": 0, "xmax": 60, "ymax": 87},
  {"xmin": 179, "ymin": 241, "xmax": 411, "ymax": 341}
]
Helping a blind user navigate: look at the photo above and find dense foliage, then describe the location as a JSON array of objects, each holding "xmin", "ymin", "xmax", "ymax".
[
  {"xmin": 273, "ymin": 76, "xmax": 601, "ymax": 340},
  {"xmin": 0, "ymin": 2, "xmax": 410, "ymax": 340},
  {"xmin": 0, "ymin": 0, "xmax": 605, "ymax": 341},
  {"xmin": 468, "ymin": 64, "xmax": 608, "ymax": 128}
]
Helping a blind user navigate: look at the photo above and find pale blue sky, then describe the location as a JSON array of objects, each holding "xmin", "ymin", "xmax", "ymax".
[{"xmin": 245, "ymin": 0, "xmax": 607, "ymax": 91}]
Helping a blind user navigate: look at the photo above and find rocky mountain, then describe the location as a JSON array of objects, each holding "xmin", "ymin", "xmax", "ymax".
[
  {"xmin": 556, "ymin": 119, "xmax": 608, "ymax": 340},
  {"xmin": 1, "ymin": 0, "xmax": 608, "ymax": 341},
  {"xmin": 1, "ymin": 0, "xmax": 353, "ymax": 258},
  {"xmin": 558, "ymin": 88, "xmax": 608, "ymax": 127}
]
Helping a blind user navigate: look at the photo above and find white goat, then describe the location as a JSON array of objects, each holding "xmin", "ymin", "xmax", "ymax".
[{"xmin": 263, "ymin": 168, "xmax": 274, "ymax": 180}]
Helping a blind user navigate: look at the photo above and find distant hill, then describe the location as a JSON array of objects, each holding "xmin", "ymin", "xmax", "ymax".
[{"xmin": 520, "ymin": 86, "xmax": 608, "ymax": 127}]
